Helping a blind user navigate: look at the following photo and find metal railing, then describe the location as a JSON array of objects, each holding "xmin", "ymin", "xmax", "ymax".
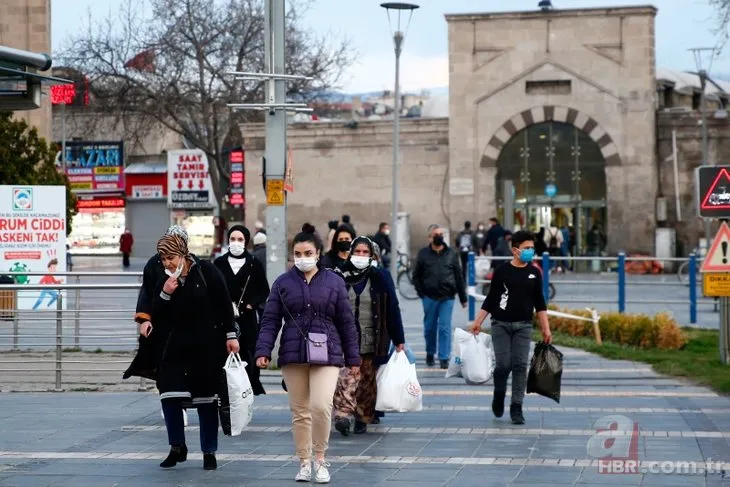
[{"xmin": 466, "ymin": 252, "xmax": 702, "ymax": 324}]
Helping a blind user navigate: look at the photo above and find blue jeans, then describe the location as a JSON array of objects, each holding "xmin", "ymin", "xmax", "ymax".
[
  {"xmin": 161, "ymin": 400, "xmax": 219, "ymax": 453},
  {"xmin": 32, "ymin": 290, "xmax": 58, "ymax": 310},
  {"xmin": 422, "ymin": 297, "xmax": 455, "ymax": 360}
]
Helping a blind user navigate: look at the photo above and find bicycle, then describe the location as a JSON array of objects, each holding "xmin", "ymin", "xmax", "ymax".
[
  {"xmin": 396, "ymin": 252, "xmax": 419, "ymax": 301},
  {"xmin": 677, "ymin": 247, "xmax": 704, "ymax": 285}
]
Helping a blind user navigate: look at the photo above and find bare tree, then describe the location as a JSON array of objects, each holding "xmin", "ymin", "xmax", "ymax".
[
  {"xmin": 58, "ymin": 0, "xmax": 352, "ymax": 217},
  {"xmin": 709, "ymin": 0, "xmax": 730, "ymax": 46}
]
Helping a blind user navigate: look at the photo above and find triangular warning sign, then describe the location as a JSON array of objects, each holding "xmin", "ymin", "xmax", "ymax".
[
  {"xmin": 701, "ymin": 222, "xmax": 730, "ymax": 272},
  {"xmin": 268, "ymin": 191, "xmax": 283, "ymax": 204},
  {"xmin": 701, "ymin": 168, "xmax": 730, "ymax": 210}
]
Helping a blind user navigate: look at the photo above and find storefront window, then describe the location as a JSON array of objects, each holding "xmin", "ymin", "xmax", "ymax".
[
  {"xmin": 171, "ymin": 212, "xmax": 215, "ymax": 258},
  {"xmin": 68, "ymin": 198, "xmax": 126, "ymax": 254}
]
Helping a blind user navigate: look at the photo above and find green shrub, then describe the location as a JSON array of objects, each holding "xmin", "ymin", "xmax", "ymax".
[{"xmin": 534, "ymin": 305, "xmax": 686, "ymax": 350}]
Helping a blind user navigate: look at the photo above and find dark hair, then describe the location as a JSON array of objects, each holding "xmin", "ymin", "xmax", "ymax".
[
  {"xmin": 504, "ymin": 230, "xmax": 513, "ymax": 237},
  {"xmin": 227, "ymin": 224, "xmax": 250, "ymax": 244},
  {"xmin": 292, "ymin": 231, "xmax": 323, "ymax": 253},
  {"xmin": 301, "ymin": 223, "xmax": 316, "ymax": 234},
  {"xmin": 379, "ymin": 222, "xmax": 389, "ymax": 231},
  {"xmin": 489, "ymin": 217, "xmax": 499, "ymax": 224},
  {"xmin": 510, "ymin": 230, "xmax": 534, "ymax": 249},
  {"xmin": 48, "ymin": 259, "xmax": 59, "ymax": 267},
  {"xmin": 328, "ymin": 224, "xmax": 356, "ymax": 256},
  {"xmin": 341, "ymin": 214, "xmax": 351, "ymax": 224},
  {"xmin": 464, "ymin": 221, "xmax": 471, "ymax": 229},
  {"xmin": 328, "ymin": 219, "xmax": 339, "ymax": 230}
]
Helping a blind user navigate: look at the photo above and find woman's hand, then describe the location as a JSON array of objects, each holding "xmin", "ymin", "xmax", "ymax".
[
  {"xmin": 246, "ymin": 304, "xmax": 253, "ymax": 310},
  {"xmin": 395, "ymin": 343, "xmax": 405, "ymax": 352},
  {"xmin": 349, "ymin": 366, "xmax": 360, "ymax": 376},
  {"xmin": 139, "ymin": 321, "xmax": 152, "ymax": 337},
  {"xmin": 226, "ymin": 339, "xmax": 240, "ymax": 354},
  {"xmin": 256, "ymin": 357, "xmax": 270, "ymax": 369},
  {"xmin": 163, "ymin": 276, "xmax": 178, "ymax": 295}
]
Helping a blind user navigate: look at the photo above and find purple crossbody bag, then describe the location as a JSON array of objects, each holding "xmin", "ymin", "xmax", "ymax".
[{"xmin": 277, "ymin": 288, "xmax": 329, "ymax": 365}]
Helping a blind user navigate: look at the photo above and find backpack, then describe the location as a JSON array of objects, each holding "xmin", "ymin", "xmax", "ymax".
[
  {"xmin": 548, "ymin": 229, "xmax": 559, "ymax": 249},
  {"xmin": 459, "ymin": 233, "xmax": 473, "ymax": 252}
]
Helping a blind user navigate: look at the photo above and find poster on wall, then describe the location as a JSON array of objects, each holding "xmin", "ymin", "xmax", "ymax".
[
  {"xmin": 167, "ymin": 149, "xmax": 215, "ymax": 209},
  {"xmin": 54, "ymin": 141, "xmax": 125, "ymax": 193},
  {"xmin": 0, "ymin": 186, "xmax": 67, "ymax": 310}
]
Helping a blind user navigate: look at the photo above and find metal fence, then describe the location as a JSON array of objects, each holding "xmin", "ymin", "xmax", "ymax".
[{"xmin": 466, "ymin": 252, "xmax": 704, "ymax": 324}]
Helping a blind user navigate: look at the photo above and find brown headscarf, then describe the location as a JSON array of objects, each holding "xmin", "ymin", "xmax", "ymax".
[{"xmin": 157, "ymin": 233, "xmax": 189, "ymax": 257}]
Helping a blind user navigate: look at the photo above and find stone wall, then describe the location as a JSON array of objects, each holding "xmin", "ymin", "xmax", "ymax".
[
  {"xmin": 657, "ymin": 110, "xmax": 730, "ymax": 253},
  {"xmin": 0, "ymin": 0, "xmax": 52, "ymax": 140},
  {"xmin": 241, "ymin": 118, "xmax": 450, "ymax": 252},
  {"xmin": 446, "ymin": 6, "xmax": 658, "ymax": 253}
]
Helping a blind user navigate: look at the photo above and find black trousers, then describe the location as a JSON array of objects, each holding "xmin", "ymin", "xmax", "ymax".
[{"xmin": 122, "ymin": 252, "xmax": 130, "ymax": 267}]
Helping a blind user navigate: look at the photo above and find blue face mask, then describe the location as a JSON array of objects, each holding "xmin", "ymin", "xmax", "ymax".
[{"xmin": 518, "ymin": 248, "xmax": 535, "ymax": 263}]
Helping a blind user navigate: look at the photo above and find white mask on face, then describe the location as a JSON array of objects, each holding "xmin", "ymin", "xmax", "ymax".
[
  {"xmin": 164, "ymin": 259, "xmax": 184, "ymax": 278},
  {"xmin": 383, "ymin": 229, "xmax": 390, "ymax": 236},
  {"xmin": 294, "ymin": 257, "xmax": 317, "ymax": 272},
  {"xmin": 351, "ymin": 255, "xmax": 371, "ymax": 270},
  {"xmin": 229, "ymin": 242, "xmax": 245, "ymax": 256}
]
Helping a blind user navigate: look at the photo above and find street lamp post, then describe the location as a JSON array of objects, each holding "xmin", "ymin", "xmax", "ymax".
[{"xmin": 381, "ymin": 2, "xmax": 419, "ymax": 278}]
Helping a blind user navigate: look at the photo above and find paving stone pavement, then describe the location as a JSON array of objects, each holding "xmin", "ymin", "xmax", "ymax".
[{"xmin": 0, "ymin": 257, "xmax": 729, "ymax": 485}]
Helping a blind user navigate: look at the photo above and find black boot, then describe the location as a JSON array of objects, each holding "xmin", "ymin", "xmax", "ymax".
[
  {"xmin": 510, "ymin": 404, "xmax": 525, "ymax": 425},
  {"xmin": 353, "ymin": 420, "xmax": 368, "ymax": 434},
  {"xmin": 160, "ymin": 444, "xmax": 188, "ymax": 468},
  {"xmin": 335, "ymin": 417, "xmax": 351, "ymax": 436},
  {"xmin": 203, "ymin": 453, "xmax": 217, "ymax": 470},
  {"xmin": 492, "ymin": 390, "xmax": 506, "ymax": 418},
  {"xmin": 426, "ymin": 354, "xmax": 435, "ymax": 367},
  {"xmin": 439, "ymin": 359, "xmax": 449, "ymax": 370}
]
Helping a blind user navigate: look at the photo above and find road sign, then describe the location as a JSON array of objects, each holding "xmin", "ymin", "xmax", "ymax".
[
  {"xmin": 701, "ymin": 222, "xmax": 730, "ymax": 272},
  {"xmin": 545, "ymin": 183, "xmax": 557, "ymax": 198},
  {"xmin": 266, "ymin": 179, "xmax": 284, "ymax": 206},
  {"xmin": 697, "ymin": 165, "xmax": 730, "ymax": 218},
  {"xmin": 703, "ymin": 273, "xmax": 730, "ymax": 296}
]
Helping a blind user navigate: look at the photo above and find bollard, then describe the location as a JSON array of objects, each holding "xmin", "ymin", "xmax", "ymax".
[
  {"xmin": 74, "ymin": 274, "xmax": 81, "ymax": 347},
  {"xmin": 55, "ymin": 292, "xmax": 63, "ymax": 391},
  {"xmin": 468, "ymin": 252, "xmax": 476, "ymax": 321},
  {"xmin": 542, "ymin": 252, "xmax": 551, "ymax": 303},
  {"xmin": 689, "ymin": 253, "xmax": 697, "ymax": 324},
  {"xmin": 618, "ymin": 253, "xmax": 626, "ymax": 313}
]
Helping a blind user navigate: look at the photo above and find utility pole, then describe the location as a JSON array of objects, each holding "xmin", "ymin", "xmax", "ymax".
[
  {"xmin": 690, "ymin": 47, "xmax": 718, "ymax": 255},
  {"xmin": 228, "ymin": 0, "xmax": 312, "ymax": 288}
]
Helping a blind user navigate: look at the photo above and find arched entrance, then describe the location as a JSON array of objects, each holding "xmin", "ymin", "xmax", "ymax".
[{"xmin": 495, "ymin": 121, "xmax": 607, "ymax": 256}]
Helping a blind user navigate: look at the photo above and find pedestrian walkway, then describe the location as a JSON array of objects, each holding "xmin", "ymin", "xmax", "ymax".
[{"xmin": 0, "ymin": 342, "xmax": 729, "ymax": 486}]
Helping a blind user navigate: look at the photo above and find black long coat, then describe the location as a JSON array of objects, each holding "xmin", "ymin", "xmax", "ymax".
[
  {"xmin": 152, "ymin": 257, "xmax": 237, "ymax": 404},
  {"xmin": 214, "ymin": 252, "xmax": 269, "ymax": 395}
]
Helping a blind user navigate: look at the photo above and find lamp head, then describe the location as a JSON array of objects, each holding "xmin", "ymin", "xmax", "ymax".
[{"xmin": 538, "ymin": 0, "xmax": 553, "ymax": 11}]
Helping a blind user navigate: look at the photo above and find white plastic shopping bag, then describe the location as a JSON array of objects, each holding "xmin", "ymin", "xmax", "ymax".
[
  {"xmin": 461, "ymin": 333, "xmax": 495, "ymax": 385},
  {"xmin": 375, "ymin": 350, "xmax": 423, "ymax": 412},
  {"xmin": 445, "ymin": 328, "xmax": 473, "ymax": 378},
  {"xmin": 223, "ymin": 353, "xmax": 254, "ymax": 436}
]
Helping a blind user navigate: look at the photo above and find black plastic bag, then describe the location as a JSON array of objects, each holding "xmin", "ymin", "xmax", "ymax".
[
  {"xmin": 218, "ymin": 369, "xmax": 233, "ymax": 436},
  {"xmin": 526, "ymin": 342, "xmax": 564, "ymax": 403}
]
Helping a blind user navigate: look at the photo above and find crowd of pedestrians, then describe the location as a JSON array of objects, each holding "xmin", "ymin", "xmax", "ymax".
[{"xmin": 125, "ymin": 215, "xmax": 552, "ymax": 483}]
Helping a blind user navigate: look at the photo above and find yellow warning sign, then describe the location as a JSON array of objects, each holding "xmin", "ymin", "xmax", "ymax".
[
  {"xmin": 266, "ymin": 179, "xmax": 285, "ymax": 206},
  {"xmin": 703, "ymin": 273, "xmax": 730, "ymax": 297}
]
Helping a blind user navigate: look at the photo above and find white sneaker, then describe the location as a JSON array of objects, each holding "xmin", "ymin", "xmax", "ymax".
[
  {"xmin": 160, "ymin": 407, "xmax": 189, "ymax": 427},
  {"xmin": 314, "ymin": 460, "xmax": 331, "ymax": 484},
  {"xmin": 295, "ymin": 462, "xmax": 311, "ymax": 482}
]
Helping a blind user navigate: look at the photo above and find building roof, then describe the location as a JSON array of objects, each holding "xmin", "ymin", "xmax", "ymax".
[
  {"xmin": 125, "ymin": 162, "xmax": 167, "ymax": 173},
  {"xmin": 445, "ymin": 5, "xmax": 657, "ymax": 22},
  {"xmin": 656, "ymin": 67, "xmax": 730, "ymax": 101}
]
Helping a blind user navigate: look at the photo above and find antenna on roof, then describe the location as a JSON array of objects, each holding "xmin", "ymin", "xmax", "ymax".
[{"xmin": 538, "ymin": 0, "xmax": 553, "ymax": 11}]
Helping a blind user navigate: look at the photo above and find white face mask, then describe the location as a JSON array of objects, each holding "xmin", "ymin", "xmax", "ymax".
[
  {"xmin": 294, "ymin": 257, "xmax": 317, "ymax": 272},
  {"xmin": 383, "ymin": 229, "xmax": 390, "ymax": 236},
  {"xmin": 351, "ymin": 255, "xmax": 371, "ymax": 270},
  {"xmin": 164, "ymin": 259, "xmax": 184, "ymax": 278},
  {"xmin": 229, "ymin": 242, "xmax": 245, "ymax": 256}
]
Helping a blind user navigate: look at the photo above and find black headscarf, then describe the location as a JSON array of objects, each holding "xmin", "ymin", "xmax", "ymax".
[
  {"xmin": 335, "ymin": 236, "xmax": 376, "ymax": 286},
  {"xmin": 227, "ymin": 225, "xmax": 251, "ymax": 259}
]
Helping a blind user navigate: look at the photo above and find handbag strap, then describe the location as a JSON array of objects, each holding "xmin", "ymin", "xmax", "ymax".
[
  {"xmin": 236, "ymin": 273, "xmax": 251, "ymax": 308},
  {"xmin": 276, "ymin": 286, "xmax": 327, "ymax": 345}
]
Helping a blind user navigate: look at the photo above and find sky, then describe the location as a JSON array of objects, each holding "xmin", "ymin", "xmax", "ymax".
[{"xmin": 52, "ymin": 0, "xmax": 728, "ymax": 93}]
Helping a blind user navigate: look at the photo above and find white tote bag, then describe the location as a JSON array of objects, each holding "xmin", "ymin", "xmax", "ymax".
[
  {"xmin": 223, "ymin": 353, "xmax": 254, "ymax": 436},
  {"xmin": 375, "ymin": 350, "xmax": 423, "ymax": 412},
  {"xmin": 445, "ymin": 328, "xmax": 474, "ymax": 378}
]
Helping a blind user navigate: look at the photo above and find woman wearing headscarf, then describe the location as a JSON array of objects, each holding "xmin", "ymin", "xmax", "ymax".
[
  {"xmin": 150, "ymin": 233, "xmax": 239, "ymax": 471},
  {"xmin": 321, "ymin": 223, "xmax": 355, "ymax": 271},
  {"xmin": 214, "ymin": 225, "xmax": 269, "ymax": 396},
  {"xmin": 332, "ymin": 236, "xmax": 406, "ymax": 435}
]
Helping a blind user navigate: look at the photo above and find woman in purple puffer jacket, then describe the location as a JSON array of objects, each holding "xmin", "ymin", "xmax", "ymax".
[{"xmin": 256, "ymin": 231, "xmax": 361, "ymax": 484}]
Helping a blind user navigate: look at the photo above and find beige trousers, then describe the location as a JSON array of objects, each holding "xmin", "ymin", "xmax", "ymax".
[{"xmin": 281, "ymin": 364, "xmax": 340, "ymax": 462}]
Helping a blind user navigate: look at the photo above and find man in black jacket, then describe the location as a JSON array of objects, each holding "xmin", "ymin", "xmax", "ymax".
[{"xmin": 412, "ymin": 224, "xmax": 467, "ymax": 368}]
